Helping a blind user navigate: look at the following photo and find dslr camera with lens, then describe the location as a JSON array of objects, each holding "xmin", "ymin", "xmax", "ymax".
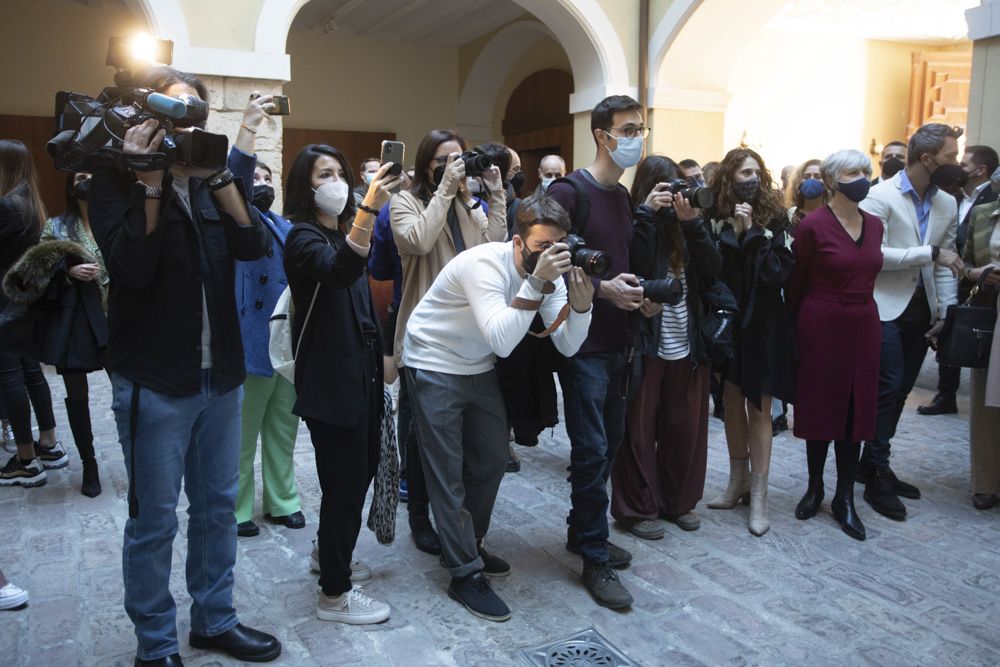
[
  {"xmin": 460, "ymin": 150, "xmax": 492, "ymax": 176},
  {"xmin": 638, "ymin": 277, "xmax": 684, "ymax": 306},
  {"xmin": 565, "ymin": 234, "xmax": 612, "ymax": 279},
  {"xmin": 661, "ymin": 178, "xmax": 714, "ymax": 210},
  {"xmin": 47, "ymin": 35, "xmax": 229, "ymax": 173}
]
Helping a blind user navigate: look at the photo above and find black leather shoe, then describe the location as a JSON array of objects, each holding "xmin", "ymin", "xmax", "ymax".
[
  {"xmin": 973, "ymin": 493, "xmax": 998, "ymax": 510},
  {"xmin": 265, "ymin": 511, "xmax": 305, "ymax": 529},
  {"xmin": 237, "ymin": 521, "xmax": 259, "ymax": 537},
  {"xmin": 795, "ymin": 484, "xmax": 824, "ymax": 520},
  {"xmin": 135, "ymin": 654, "xmax": 183, "ymax": 666},
  {"xmin": 771, "ymin": 414, "xmax": 788, "ymax": 435},
  {"xmin": 863, "ymin": 466, "xmax": 906, "ymax": 521},
  {"xmin": 856, "ymin": 458, "xmax": 920, "ymax": 499},
  {"xmin": 189, "ymin": 623, "xmax": 281, "ymax": 662},
  {"xmin": 831, "ymin": 493, "xmax": 866, "ymax": 540},
  {"xmin": 916, "ymin": 394, "xmax": 958, "ymax": 416},
  {"xmin": 409, "ymin": 512, "xmax": 442, "ymax": 555}
]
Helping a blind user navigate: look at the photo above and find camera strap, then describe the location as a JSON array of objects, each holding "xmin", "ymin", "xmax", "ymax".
[{"xmin": 510, "ymin": 295, "xmax": 571, "ymax": 338}]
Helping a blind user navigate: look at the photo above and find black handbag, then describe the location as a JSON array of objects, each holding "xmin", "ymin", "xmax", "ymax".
[
  {"xmin": 936, "ymin": 267, "xmax": 997, "ymax": 369},
  {"xmin": 700, "ymin": 278, "xmax": 740, "ymax": 369}
]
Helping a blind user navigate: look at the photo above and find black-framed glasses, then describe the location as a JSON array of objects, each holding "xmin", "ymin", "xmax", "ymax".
[{"xmin": 606, "ymin": 125, "xmax": 650, "ymax": 140}]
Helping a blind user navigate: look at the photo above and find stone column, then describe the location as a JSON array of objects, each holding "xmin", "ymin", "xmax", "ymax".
[
  {"xmin": 966, "ymin": 0, "xmax": 1000, "ymax": 145},
  {"xmin": 201, "ymin": 75, "xmax": 285, "ymax": 211}
]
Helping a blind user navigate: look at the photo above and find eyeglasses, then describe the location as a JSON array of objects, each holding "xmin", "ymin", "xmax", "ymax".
[
  {"xmin": 605, "ymin": 126, "xmax": 650, "ymax": 140},
  {"xmin": 430, "ymin": 155, "xmax": 450, "ymax": 166}
]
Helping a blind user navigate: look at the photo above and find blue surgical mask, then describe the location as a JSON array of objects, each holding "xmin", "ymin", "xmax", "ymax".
[
  {"xmin": 799, "ymin": 178, "xmax": 825, "ymax": 200},
  {"xmin": 541, "ymin": 176, "xmax": 555, "ymax": 191},
  {"xmin": 605, "ymin": 133, "xmax": 644, "ymax": 170}
]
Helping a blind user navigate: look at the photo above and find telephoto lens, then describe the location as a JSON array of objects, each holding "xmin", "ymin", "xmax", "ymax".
[
  {"xmin": 639, "ymin": 277, "xmax": 684, "ymax": 306},
  {"xmin": 565, "ymin": 234, "xmax": 612, "ymax": 279}
]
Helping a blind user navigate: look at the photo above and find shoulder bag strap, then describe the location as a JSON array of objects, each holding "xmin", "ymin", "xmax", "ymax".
[{"xmin": 293, "ymin": 233, "xmax": 331, "ymax": 359}]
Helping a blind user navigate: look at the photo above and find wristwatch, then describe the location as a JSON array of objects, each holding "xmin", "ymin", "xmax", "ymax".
[
  {"xmin": 207, "ymin": 169, "xmax": 235, "ymax": 191},
  {"xmin": 525, "ymin": 273, "xmax": 548, "ymax": 294},
  {"xmin": 931, "ymin": 245, "xmax": 940, "ymax": 262},
  {"xmin": 142, "ymin": 183, "xmax": 163, "ymax": 199}
]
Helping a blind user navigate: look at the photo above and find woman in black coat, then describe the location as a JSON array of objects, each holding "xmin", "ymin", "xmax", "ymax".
[
  {"xmin": 611, "ymin": 156, "xmax": 723, "ymax": 540},
  {"xmin": 0, "ymin": 140, "xmax": 64, "ymax": 489},
  {"xmin": 282, "ymin": 144, "xmax": 402, "ymax": 625},
  {"xmin": 704, "ymin": 148, "xmax": 795, "ymax": 537}
]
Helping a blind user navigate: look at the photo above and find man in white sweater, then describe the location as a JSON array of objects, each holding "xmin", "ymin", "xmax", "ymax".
[{"xmin": 403, "ymin": 196, "xmax": 593, "ymax": 622}]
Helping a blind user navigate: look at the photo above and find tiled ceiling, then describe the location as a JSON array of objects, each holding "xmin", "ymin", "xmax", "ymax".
[
  {"xmin": 289, "ymin": 0, "xmax": 530, "ymax": 46},
  {"xmin": 768, "ymin": 0, "xmax": 980, "ymax": 43}
]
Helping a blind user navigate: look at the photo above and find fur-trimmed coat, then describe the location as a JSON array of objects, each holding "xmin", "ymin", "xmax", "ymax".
[{"xmin": 1, "ymin": 240, "xmax": 108, "ymax": 373}]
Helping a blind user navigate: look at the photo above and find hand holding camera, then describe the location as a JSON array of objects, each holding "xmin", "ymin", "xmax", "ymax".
[
  {"xmin": 531, "ymin": 242, "xmax": 571, "ymax": 283},
  {"xmin": 439, "ymin": 153, "xmax": 466, "ymax": 197},
  {"xmin": 644, "ymin": 182, "xmax": 674, "ymax": 212},
  {"xmin": 364, "ymin": 162, "xmax": 405, "ymax": 211},
  {"xmin": 672, "ymin": 192, "xmax": 701, "ymax": 221},
  {"xmin": 599, "ymin": 273, "xmax": 644, "ymax": 311},
  {"xmin": 123, "ymin": 119, "xmax": 167, "ymax": 185},
  {"xmin": 567, "ymin": 267, "xmax": 595, "ymax": 313}
]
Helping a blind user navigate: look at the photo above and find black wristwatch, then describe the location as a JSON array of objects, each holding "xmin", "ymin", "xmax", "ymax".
[{"xmin": 931, "ymin": 245, "xmax": 940, "ymax": 262}]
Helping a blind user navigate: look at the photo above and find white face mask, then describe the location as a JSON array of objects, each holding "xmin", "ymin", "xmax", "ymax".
[
  {"xmin": 313, "ymin": 181, "xmax": 349, "ymax": 217},
  {"xmin": 541, "ymin": 176, "xmax": 556, "ymax": 191}
]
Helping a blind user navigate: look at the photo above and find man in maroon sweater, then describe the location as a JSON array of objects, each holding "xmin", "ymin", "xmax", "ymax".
[{"xmin": 547, "ymin": 95, "xmax": 647, "ymax": 609}]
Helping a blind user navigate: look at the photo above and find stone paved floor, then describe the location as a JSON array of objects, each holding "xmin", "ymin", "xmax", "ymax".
[{"xmin": 3, "ymin": 367, "xmax": 1000, "ymax": 667}]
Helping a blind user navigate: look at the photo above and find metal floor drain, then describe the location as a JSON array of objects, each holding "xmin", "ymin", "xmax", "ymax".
[{"xmin": 517, "ymin": 627, "xmax": 641, "ymax": 667}]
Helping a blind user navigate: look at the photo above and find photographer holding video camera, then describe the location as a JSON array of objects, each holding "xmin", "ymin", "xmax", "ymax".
[
  {"xmin": 610, "ymin": 155, "xmax": 727, "ymax": 542},
  {"xmin": 87, "ymin": 65, "xmax": 280, "ymax": 666}
]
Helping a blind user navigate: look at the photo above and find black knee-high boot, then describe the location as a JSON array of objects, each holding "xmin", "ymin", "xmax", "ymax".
[
  {"xmin": 796, "ymin": 441, "xmax": 829, "ymax": 519},
  {"xmin": 832, "ymin": 441, "xmax": 865, "ymax": 540},
  {"xmin": 65, "ymin": 398, "xmax": 101, "ymax": 498}
]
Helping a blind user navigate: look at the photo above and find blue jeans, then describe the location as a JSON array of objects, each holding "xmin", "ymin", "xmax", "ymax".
[
  {"xmin": 864, "ymin": 291, "xmax": 931, "ymax": 467},
  {"xmin": 111, "ymin": 371, "xmax": 241, "ymax": 660},
  {"xmin": 559, "ymin": 352, "xmax": 628, "ymax": 562}
]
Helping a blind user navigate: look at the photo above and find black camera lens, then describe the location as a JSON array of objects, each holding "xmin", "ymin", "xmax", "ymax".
[
  {"xmin": 461, "ymin": 150, "xmax": 492, "ymax": 176},
  {"xmin": 667, "ymin": 178, "xmax": 714, "ymax": 209},
  {"xmin": 640, "ymin": 277, "xmax": 684, "ymax": 305},
  {"xmin": 572, "ymin": 248, "xmax": 612, "ymax": 279}
]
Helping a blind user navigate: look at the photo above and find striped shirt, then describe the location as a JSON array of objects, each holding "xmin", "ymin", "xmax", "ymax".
[{"xmin": 658, "ymin": 270, "xmax": 689, "ymax": 361}]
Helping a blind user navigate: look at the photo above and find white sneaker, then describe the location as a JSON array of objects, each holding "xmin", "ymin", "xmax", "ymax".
[
  {"xmin": 0, "ymin": 583, "xmax": 29, "ymax": 610},
  {"xmin": 317, "ymin": 587, "xmax": 389, "ymax": 624},
  {"xmin": 309, "ymin": 542, "xmax": 371, "ymax": 581},
  {"xmin": 0, "ymin": 455, "xmax": 47, "ymax": 488},
  {"xmin": 34, "ymin": 441, "xmax": 69, "ymax": 470},
  {"xmin": 1, "ymin": 422, "xmax": 14, "ymax": 454}
]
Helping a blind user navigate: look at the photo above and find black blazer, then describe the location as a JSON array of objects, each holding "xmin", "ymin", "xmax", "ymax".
[
  {"xmin": 630, "ymin": 205, "xmax": 723, "ymax": 364},
  {"xmin": 284, "ymin": 222, "xmax": 383, "ymax": 428},
  {"xmin": 89, "ymin": 169, "xmax": 269, "ymax": 396}
]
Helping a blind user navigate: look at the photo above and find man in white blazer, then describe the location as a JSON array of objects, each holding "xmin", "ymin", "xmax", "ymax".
[{"xmin": 858, "ymin": 123, "xmax": 965, "ymax": 521}]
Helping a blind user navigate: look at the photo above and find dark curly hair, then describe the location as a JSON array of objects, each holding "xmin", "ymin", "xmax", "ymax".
[{"xmin": 709, "ymin": 148, "xmax": 786, "ymax": 228}]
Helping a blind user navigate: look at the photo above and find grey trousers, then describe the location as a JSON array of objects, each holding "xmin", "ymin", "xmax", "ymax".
[
  {"xmin": 405, "ymin": 367, "xmax": 509, "ymax": 578},
  {"xmin": 970, "ymin": 369, "xmax": 1000, "ymax": 494}
]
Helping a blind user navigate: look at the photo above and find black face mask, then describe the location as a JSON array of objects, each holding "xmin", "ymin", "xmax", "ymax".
[
  {"xmin": 74, "ymin": 179, "xmax": 91, "ymax": 202},
  {"xmin": 432, "ymin": 165, "xmax": 446, "ymax": 187},
  {"xmin": 522, "ymin": 245, "xmax": 542, "ymax": 275},
  {"xmin": 252, "ymin": 184, "xmax": 275, "ymax": 212},
  {"xmin": 926, "ymin": 157, "xmax": 967, "ymax": 191},
  {"xmin": 509, "ymin": 172, "xmax": 526, "ymax": 194},
  {"xmin": 881, "ymin": 157, "xmax": 904, "ymax": 180}
]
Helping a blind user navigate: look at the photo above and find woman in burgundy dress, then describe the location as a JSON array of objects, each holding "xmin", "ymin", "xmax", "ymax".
[{"xmin": 786, "ymin": 149, "xmax": 882, "ymax": 541}]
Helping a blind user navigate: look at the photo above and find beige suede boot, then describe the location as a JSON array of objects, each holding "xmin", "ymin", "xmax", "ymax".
[
  {"xmin": 707, "ymin": 457, "xmax": 751, "ymax": 509},
  {"xmin": 748, "ymin": 471, "xmax": 770, "ymax": 536}
]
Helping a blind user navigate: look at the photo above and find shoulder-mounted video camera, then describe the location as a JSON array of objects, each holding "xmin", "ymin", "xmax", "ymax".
[{"xmin": 47, "ymin": 36, "xmax": 228, "ymax": 173}]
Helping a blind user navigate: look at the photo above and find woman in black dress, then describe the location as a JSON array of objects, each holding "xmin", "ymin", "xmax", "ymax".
[{"xmin": 704, "ymin": 148, "xmax": 795, "ymax": 536}]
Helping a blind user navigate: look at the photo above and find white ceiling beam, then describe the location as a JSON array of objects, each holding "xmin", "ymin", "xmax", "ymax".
[{"xmin": 355, "ymin": 0, "xmax": 430, "ymax": 37}]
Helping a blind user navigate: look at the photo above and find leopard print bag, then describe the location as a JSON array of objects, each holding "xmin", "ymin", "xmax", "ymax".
[{"xmin": 366, "ymin": 389, "xmax": 399, "ymax": 545}]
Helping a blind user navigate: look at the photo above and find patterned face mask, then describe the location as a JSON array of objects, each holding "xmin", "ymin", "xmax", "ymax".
[{"xmin": 733, "ymin": 177, "xmax": 760, "ymax": 204}]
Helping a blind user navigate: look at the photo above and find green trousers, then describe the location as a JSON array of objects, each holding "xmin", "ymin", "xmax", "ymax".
[{"xmin": 236, "ymin": 373, "xmax": 301, "ymax": 523}]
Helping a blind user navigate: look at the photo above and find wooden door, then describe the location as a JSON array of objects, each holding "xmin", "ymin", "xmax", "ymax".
[
  {"xmin": 502, "ymin": 69, "xmax": 573, "ymax": 195},
  {"xmin": 907, "ymin": 51, "xmax": 971, "ymax": 136}
]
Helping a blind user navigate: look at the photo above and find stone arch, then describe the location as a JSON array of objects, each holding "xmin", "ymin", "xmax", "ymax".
[
  {"xmin": 122, "ymin": 0, "xmax": 190, "ymax": 45},
  {"xmin": 255, "ymin": 0, "xmax": 310, "ymax": 55}
]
